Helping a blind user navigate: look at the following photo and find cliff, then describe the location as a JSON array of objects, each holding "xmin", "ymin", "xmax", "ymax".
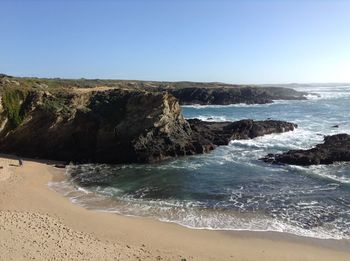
[
  {"xmin": 0, "ymin": 75, "xmax": 298, "ymax": 163},
  {"xmin": 0, "ymin": 87, "xmax": 194, "ymax": 163}
]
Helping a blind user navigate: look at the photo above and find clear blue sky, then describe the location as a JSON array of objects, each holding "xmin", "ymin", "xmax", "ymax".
[{"xmin": 1, "ymin": 0, "xmax": 349, "ymax": 84}]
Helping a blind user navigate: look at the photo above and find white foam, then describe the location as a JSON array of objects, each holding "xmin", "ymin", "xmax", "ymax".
[
  {"xmin": 187, "ymin": 115, "xmax": 228, "ymax": 122},
  {"xmin": 295, "ymin": 86, "xmax": 350, "ymax": 100},
  {"xmin": 289, "ymin": 164, "xmax": 350, "ymax": 184},
  {"xmin": 48, "ymin": 175, "xmax": 350, "ymax": 241},
  {"xmin": 230, "ymin": 128, "xmax": 323, "ymax": 152},
  {"xmin": 182, "ymin": 100, "xmax": 290, "ymax": 109},
  {"xmin": 49, "ymin": 177, "xmax": 350, "ymax": 240},
  {"xmin": 77, "ymin": 187, "xmax": 92, "ymax": 194}
]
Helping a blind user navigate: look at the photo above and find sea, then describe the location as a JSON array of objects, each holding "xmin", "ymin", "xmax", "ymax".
[{"xmin": 50, "ymin": 85, "xmax": 350, "ymax": 240}]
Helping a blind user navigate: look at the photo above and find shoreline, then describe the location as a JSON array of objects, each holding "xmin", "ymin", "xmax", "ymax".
[
  {"xmin": 49, "ymin": 170, "xmax": 350, "ymax": 247},
  {"xmin": 1, "ymin": 155, "xmax": 350, "ymax": 260}
]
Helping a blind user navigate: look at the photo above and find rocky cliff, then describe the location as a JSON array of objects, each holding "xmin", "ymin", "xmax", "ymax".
[
  {"xmin": 0, "ymin": 87, "xmax": 195, "ymax": 163},
  {"xmin": 261, "ymin": 134, "xmax": 350, "ymax": 165},
  {"xmin": 160, "ymin": 86, "xmax": 307, "ymax": 105},
  {"xmin": 0, "ymin": 80, "xmax": 298, "ymax": 163}
]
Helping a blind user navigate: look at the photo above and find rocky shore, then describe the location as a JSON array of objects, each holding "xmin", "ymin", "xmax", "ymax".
[
  {"xmin": 188, "ymin": 118, "xmax": 297, "ymax": 149},
  {"xmin": 0, "ymin": 74, "xmax": 303, "ymax": 164},
  {"xmin": 262, "ymin": 134, "xmax": 350, "ymax": 166},
  {"xmin": 0, "ymin": 80, "xmax": 298, "ymax": 164}
]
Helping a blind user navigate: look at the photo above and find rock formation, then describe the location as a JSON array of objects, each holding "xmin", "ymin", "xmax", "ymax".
[
  {"xmin": 261, "ymin": 134, "xmax": 350, "ymax": 166},
  {"xmin": 0, "ymin": 88, "xmax": 193, "ymax": 163},
  {"xmin": 0, "ymin": 82, "xmax": 298, "ymax": 164},
  {"xmin": 188, "ymin": 119, "xmax": 297, "ymax": 148},
  {"xmin": 161, "ymin": 86, "xmax": 307, "ymax": 105}
]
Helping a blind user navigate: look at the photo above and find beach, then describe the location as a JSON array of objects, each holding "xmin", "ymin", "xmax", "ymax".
[{"xmin": 0, "ymin": 155, "xmax": 349, "ymax": 260}]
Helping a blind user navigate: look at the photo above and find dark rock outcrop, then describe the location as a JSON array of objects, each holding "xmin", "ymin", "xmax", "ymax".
[
  {"xmin": 0, "ymin": 87, "xmax": 298, "ymax": 164},
  {"xmin": 261, "ymin": 134, "xmax": 350, "ymax": 166},
  {"xmin": 161, "ymin": 86, "xmax": 307, "ymax": 105},
  {"xmin": 188, "ymin": 119, "xmax": 297, "ymax": 149}
]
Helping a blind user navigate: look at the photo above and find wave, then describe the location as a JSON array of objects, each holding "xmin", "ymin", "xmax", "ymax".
[
  {"xmin": 48, "ymin": 178, "xmax": 350, "ymax": 240},
  {"xmin": 304, "ymin": 92, "xmax": 350, "ymax": 100},
  {"xmin": 289, "ymin": 164, "xmax": 350, "ymax": 185},
  {"xmin": 295, "ymin": 85, "xmax": 350, "ymax": 100},
  {"xmin": 229, "ymin": 130, "xmax": 350, "ymax": 185},
  {"xmin": 186, "ymin": 115, "xmax": 228, "ymax": 122},
  {"xmin": 230, "ymin": 128, "xmax": 324, "ymax": 152}
]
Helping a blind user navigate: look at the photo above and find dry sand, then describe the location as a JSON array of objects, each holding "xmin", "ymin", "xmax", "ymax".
[{"xmin": 0, "ymin": 155, "xmax": 349, "ymax": 261}]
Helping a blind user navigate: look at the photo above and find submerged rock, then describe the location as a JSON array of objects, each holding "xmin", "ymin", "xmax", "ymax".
[{"xmin": 261, "ymin": 134, "xmax": 350, "ymax": 166}]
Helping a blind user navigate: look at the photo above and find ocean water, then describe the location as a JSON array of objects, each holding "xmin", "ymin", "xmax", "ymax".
[{"xmin": 50, "ymin": 85, "xmax": 350, "ymax": 240}]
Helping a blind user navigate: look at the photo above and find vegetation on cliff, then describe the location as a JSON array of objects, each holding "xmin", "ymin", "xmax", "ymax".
[
  {"xmin": 0, "ymin": 74, "xmax": 308, "ymax": 105},
  {"xmin": 1, "ymin": 88, "xmax": 29, "ymax": 128}
]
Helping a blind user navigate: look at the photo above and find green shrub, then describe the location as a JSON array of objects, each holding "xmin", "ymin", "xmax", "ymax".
[
  {"xmin": 2, "ymin": 88, "xmax": 28, "ymax": 128},
  {"xmin": 41, "ymin": 97, "xmax": 73, "ymax": 116}
]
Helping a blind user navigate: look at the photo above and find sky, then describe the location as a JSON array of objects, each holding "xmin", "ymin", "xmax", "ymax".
[{"xmin": 1, "ymin": 0, "xmax": 350, "ymax": 84}]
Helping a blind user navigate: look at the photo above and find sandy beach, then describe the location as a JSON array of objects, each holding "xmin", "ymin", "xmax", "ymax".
[{"xmin": 0, "ymin": 155, "xmax": 349, "ymax": 261}]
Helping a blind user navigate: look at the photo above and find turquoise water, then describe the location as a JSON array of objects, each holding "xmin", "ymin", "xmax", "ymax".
[{"xmin": 50, "ymin": 86, "xmax": 350, "ymax": 239}]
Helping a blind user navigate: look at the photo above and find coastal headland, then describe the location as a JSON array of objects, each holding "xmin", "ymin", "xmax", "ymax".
[{"xmin": 0, "ymin": 75, "xmax": 301, "ymax": 164}]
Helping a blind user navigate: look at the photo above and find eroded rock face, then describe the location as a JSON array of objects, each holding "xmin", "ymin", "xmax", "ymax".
[
  {"xmin": 0, "ymin": 89, "xmax": 193, "ymax": 163},
  {"xmin": 0, "ymin": 88, "xmax": 298, "ymax": 164},
  {"xmin": 261, "ymin": 134, "xmax": 350, "ymax": 166}
]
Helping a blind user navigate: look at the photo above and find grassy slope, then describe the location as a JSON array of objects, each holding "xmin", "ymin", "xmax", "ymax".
[{"xmin": 0, "ymin": 74, "xmax": 281, "ymax": 91}]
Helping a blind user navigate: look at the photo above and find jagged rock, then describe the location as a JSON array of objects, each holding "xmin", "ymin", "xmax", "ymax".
[
  {"xmin": 188, "ymin": 119, "xmax": 297, "ymax": 149},
  {"xmin": 0, "ymin": 87, "xmax": 298, "ymax": 164},
  {"xmin": 261, "ymin": 134, "xmax": 350, "ymax": 166}
]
